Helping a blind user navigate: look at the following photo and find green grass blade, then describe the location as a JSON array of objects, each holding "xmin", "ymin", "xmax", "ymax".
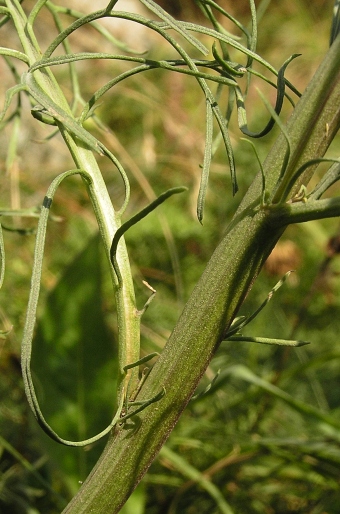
[{"xmin": 160, "ymin": 446, "xmax": 234, "ymax": 514}]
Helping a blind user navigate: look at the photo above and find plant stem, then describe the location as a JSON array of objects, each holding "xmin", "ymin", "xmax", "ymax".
[
  {"xmin": 62, "ymin": 31, "xmax": 340, "ymax": 514},
  {"xmin": 57, "ymin": 128, "xmax": 141, "ymax": 393},
  {"xmin": 268, "ymin": 196, "xmax": 340, "ymax": 226}
]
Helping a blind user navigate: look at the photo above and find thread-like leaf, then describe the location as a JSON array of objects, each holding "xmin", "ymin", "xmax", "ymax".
[
  {"xmin": 178, "ymin": 21, "xmax": 300, "ymax": 97},
  {"xmin": 225, "ymin": 272, "xmax": 293, "ymax": 337},
  {"xmin": 138, "ymin": 0, "xmax": 209, "ymax": 55},
  {"xmin": 198, "ymin": 0, "xmax": 250, "ymax": 42},
  {"xmin": 110, "ymin": 187, "xmax": 187, "ymax": 284},
  {"xmin": 310, "ymin": 160, "xmax": 340, "ymax": 199},
  {"xmin": 197, "ymin": 100, "xmax": 214, "ymax": 223},
  {"xmin": 20, "ymin": 169, "xmax": 129, "ymax": 447},
  {"xmin": 280, "ymin": 158, "xmax": 340, "ymax": 202},
  {"xmin": 48, "ymin": 3, "xmax": 143, "ymax": 54},
  {"xmin": 0, "ymin": 84, "xmax": 26, "ymax": 124},
  {"xmin": 241, "ymin": 138, "xmax": 266, "ymax": 203},
  {"xmin": 236, "ymin": 54, "xmax": 300, "ymax": 138},
  {"xmin": 0, "ymin": 46, "xmax": 29, "ymax": 63},
  {"xmin": 226, "ymin": 336, "xmax": 309, "ymax": 347}
]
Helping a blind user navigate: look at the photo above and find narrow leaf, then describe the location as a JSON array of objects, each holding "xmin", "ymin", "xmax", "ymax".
[
  {"xmin": 138, "ymin": 0, "xmax": 209, "ymax": 55},
  {"xmin": 110, "ymin": 187, "xmax": 187, "ymax": 283},
  {"xmin": 197, "ymin": 100, "xmax": 214, "ymax": 223},
  {"xmin": 237, "ymin": 54, "xmax": 300, "ymax": 138},
  {"xmin": 226, "ymin": 335, "xmax": 310, "ymax": 347}
]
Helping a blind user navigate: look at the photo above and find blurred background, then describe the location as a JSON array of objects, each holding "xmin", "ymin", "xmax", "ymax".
[{"xmin": 0, "ymin": 1, "xmax": 340, "ymax": 512}]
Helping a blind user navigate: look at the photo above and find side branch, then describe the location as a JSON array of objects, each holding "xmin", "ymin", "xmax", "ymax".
[{"xmin": 267, "ymin": 197, "xmax": 340, "ymax": 226}]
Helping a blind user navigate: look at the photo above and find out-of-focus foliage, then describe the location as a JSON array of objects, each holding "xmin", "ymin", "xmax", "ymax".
[{"xmin": 0, "ymin": 0, "xmax": 339, "ymax": 513}]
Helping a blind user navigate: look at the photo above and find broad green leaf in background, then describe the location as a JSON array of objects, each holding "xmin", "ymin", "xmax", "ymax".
[
  {"xmin": 120, "ymin": 484, "xmax": 146, "ymax": 514},
  {"xmin": 31, "ymin": 234, "xmax": 118, "ymax": 494}
]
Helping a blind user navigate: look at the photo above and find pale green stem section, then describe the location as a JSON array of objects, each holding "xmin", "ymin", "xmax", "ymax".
[
  {"xmin": 56, "ymin": 128, "xmax": 140, "ymax": 393},
  {"xmin": 6, "ymin": 0, "xmax": 140, "ymax": 416},
  {"xmin": 63, "ymin": 34, "xmax": 340, "ymax": 514}
]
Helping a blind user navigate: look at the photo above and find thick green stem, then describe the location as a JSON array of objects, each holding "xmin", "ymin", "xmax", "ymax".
[
  {"xmin": 63, "ymin": 197, "xmax": 283, "ymax": 514},
  {"xmin": 7, "ymin": 0, "xmax": 339, "ymax": 507},
  {"xmin": 62, "ymin": 29, "xmax": 340, "ymax": 514},
  {"xmin": 270, "ymin": 34, "xmax": 340, "ymax": 203}
]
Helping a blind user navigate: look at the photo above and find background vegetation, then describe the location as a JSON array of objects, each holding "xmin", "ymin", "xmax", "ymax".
[{"xmin": 0, "ymin": 1, "xmax": 340, "ymax": 513}]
